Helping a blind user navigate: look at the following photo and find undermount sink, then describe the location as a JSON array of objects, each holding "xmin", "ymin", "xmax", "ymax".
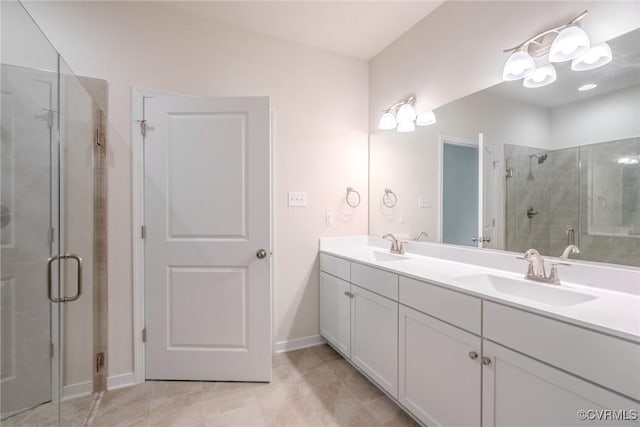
[
  {"xmin": 369, "ymin": 250, "xmax": 410, "ymax": 262},
  {"xmin": 455, "ymin": 274, "xmax": 598, "ymax": 307}
]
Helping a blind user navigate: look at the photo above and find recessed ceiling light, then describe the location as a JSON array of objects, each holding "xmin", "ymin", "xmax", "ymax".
[{"xmin": 578, "ymin": 83, "xmax": 597, "ymax": 91}]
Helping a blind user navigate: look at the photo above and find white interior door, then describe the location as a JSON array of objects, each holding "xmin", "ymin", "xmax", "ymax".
[
  {"xmin": 144, "ymin": 95, "xmax": 271, "ymax": 381},
  {"xmin": 479, "ymin": 133, "xmax": 497, "ymax": 249}
]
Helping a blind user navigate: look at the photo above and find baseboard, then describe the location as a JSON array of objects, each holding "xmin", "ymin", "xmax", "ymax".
[
  {"xmin": 62, "ymin": 381, "xmax": 93, "ymax": 401},
  {"xmin": 274, "ymin": 334, "xmax": 326, "ymax": 353},
  {"xmin": 107, "ymin": 372, "xmax": 136, "ymax": 391}
]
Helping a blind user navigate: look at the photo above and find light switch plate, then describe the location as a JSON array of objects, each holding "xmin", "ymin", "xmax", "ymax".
[{"xmin": 288, "ymin": 192, "xmax": 307, "ymax": 207}]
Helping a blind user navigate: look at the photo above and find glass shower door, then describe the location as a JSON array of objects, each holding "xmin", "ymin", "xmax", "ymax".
[
  {"xmin": 1, "ymin": 1, "xmax": 61, "ymax": 423},
  {"xmin": 1, "ymin": 1, "xmax": 101, "ymax": 425}
]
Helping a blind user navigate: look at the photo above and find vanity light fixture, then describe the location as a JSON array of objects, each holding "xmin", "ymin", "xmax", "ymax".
[
  {"xmin": 502, "ymin": 11, "xmax": 612, "ymax": 88},
  {"xmin": 416, "ymin": 110, "xmax": 437, "ymax": 126},
  {"xmin": 523, "ymin": 64, "xmax": 557, "ymax": 88},
  {"xmin": 571, "ymin": 42, "xmax": 612, "ymax": 71},
  {"xmin": 378, "ymin": 96, "xmax": 437, "ymax": 132},
  {"xmin": 378, "ymin": 111, "xmax": 397, "ymax": 130},
  {"xmin": 578, "ymin": 83, "xmax": 597, "ymax": 91},
  {"xmin": 549, "ymin": 26, "xmax": 590, "ymax": 62}
]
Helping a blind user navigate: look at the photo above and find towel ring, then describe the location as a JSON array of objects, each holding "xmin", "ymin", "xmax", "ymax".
[
  {"xmin": 346, "ymin": 187, "xmax": 361, "ymax": 208},
  {"xmin": 383, "ymin": 188, "xmax": 397, "ymax": 208}
]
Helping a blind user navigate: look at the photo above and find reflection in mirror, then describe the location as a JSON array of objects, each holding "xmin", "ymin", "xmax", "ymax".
[{"xmin": 369, "ymin": 28, "xmax": 640, "ymax": 267}]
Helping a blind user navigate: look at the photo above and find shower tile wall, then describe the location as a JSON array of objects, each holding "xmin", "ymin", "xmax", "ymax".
[
  {"xmin": 505, "ymin": 141, "xmax": 640, "ymax": 267},
  {"xmin": 578, "ymin": 138, "xmax": 640, "ymax": 267},
  {"xmin": 505, "ymin": 145, "xmax": 579, "ymax": 258}
]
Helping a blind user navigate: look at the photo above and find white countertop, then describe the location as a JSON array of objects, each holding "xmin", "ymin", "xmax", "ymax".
[{"xmin": 320, "ymin": 237, "xmax": 640, "ymax": 344}]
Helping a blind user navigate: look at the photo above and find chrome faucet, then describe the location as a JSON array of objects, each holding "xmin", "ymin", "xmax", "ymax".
[
  {"xmin": 560, "ymin": 244, "xmax": 580, "ymax": 260},
  {"xmin": 522, "ymin": 248, "xmax": 547, "ymax": 281},
  {"xmin": 414, "ymin": 231, "xmax": 428, "ymax": 241},
  {"xmin": 382, "ymin": 233, "xmax": 404, "ymax": 255},
  {"xmin": 519, "ymin": 247, "xmax": 576, "ymax": 285},
  {"xmin": 546, "ymin": 245, "xmax": 580, "ymax": 284}
]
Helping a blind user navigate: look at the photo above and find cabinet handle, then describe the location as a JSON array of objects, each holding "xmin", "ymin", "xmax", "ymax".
[
  {"xmin": 344, "ymin": 291, "xmax": 354, "ymax": 298},
  {"xmin": 468, "ymin": 351, "xmax": 478, "ymax": 360},
  {"xmin": 481, "ymin": 356, "xmax": 492, "ymax": 366}
]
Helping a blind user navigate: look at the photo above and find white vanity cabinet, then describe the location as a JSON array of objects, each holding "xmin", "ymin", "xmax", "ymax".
[
  {"xmin": 398, "ymin": 276, "xmax": 483, "ymax": 427},
  {"xmin": 399, "ymin": 305, "xmax": 482, "ymax": 427},
  {"xmin": 482, "ymin": 340, "xmax": 640, "ymax": 427},
  {"xmin": 350, "ymin": 284, "xmax": 398, "ymax": 397},
  {"xmin": 319, "ymin": 272, "xmax": 351, "ymax": 357},
  {"xmin": 482, "ymin": 301, "xmax": 640, "ymax": 427},
  {"xmin": 319, "ymin": 254, "xmax": 399, "ymax": 398}
]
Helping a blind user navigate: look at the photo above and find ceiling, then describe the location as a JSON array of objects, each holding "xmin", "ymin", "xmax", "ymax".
[{"xmin": 157, "ymin": 1, "xmax": 444, "ymax": 61}]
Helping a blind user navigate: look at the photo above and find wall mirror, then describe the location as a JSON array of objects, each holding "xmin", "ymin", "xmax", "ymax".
[{"xmin": 369, "ymin": 27, "xmax": 640, "ymax": 267}]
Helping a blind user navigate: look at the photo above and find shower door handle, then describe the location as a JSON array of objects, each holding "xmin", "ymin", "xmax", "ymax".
[
  {"xmin": 47, "ymin": 253, "xmax": 83, "ymax": 303},
  {"xmin": 566, "ymin": 228, "xmax": 575, "ymax": 245}
]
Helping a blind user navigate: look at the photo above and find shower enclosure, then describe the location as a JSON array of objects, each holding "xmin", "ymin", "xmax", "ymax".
[
  {"xmin": 505, "ymin": 138, "xmax": 640, "ymax": 267},
  {"xmin": 1, "ymin": 1, "xmax": 108, "ymax": 425}
]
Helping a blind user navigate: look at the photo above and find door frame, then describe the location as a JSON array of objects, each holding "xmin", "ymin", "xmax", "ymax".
[
  {"xmin": 437, "ymin": 134, "xmax": 478, "ymax": 244},
  {"xmin": 131, "ymin": 88, "xmax": 274, "ymax": 386}
]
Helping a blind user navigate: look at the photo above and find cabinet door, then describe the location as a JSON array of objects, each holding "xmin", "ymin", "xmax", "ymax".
[
  {"xmin": 351, "ymin": 284, "xmax": 398, "ymax": 398},
  {"xmin": 319, "ymin": 272, "xmax": 351, "ymax": 357},
  {"xmin": 399, "ymin": 305, "xmax": 481, "ymax": 427},
  {"xmin": 483, "ymin": 341, "xmax": 640, "ymax": 427}
]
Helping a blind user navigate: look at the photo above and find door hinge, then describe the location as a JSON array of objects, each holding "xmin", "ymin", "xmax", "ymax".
[
  {"xmin": 50, "ymin": 343, "xmax": 54, "ymax": 359},
  {"xmin": 492, "ymin": 218, "xmax": 496, "ymax": 227},
  {"xmin": 49, "ymin": 228, "xmax": 55, "ymax": 244},
  {"xmin": 139, "ymin": 120, "xmax": 153, "ymax": 138},
  {"xmin": 142, "ymin": 328, "xmax": 147, "ymax": 342},
  {"xmin": 96, "ymin": 352, "xmax": 105, "ymax": 373},
  {"xmin": 95, "ymin": 127, "xmax": 105, "ymax": 147},
  {"xmin": 141, "ymin": 225, "xmax": 146, "ymax": 239}
]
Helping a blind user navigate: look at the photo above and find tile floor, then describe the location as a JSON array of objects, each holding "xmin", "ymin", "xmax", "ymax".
[{"xmin": 91, "ymin": 344, "xmax": 418, "ymax": 427}]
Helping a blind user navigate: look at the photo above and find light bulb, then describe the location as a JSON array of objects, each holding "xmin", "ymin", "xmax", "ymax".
[
  {"xmin": 378, "ymin": 112, "xmax": 397, "ymax": 130},
  {"xmin": 396, "ymin": 103, "xmax": 417, "ymax": 123},
  {"xmin": 397, "ymin": 121, "xmax": 415, "ymax": 133},
  {"xmin": 571, "ymin": 43, "xmax": 612, "ymax": 71},
  {"xmin": 523, "ymin": 64, "xmax": 557, "ymax": 88},
  {"xmin": 416, "ymin": 110, "xmax": 436, "ymax": 126},
  {"xmin": 502, "ymin": 51, "xmax": 536, "ymax": 81},
  {"xmin": 549, "ymin": 26, "xmax": 590, "ymax": 62}
]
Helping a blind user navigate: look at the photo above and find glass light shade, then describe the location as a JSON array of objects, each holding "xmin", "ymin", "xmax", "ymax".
[
  {"xmin": 571, "ymin": 42, "xmax": 612, "ymax": 71},
  {"xmin": 396, "ymin": 103, "xmax": 417, "ymax": 123},
  {"xmin": 502, "ymin": 51, "xmax": 536, "ymax": 81},
  {"xmin": 549, "ymin": 26, "xmax": 590, "ymax": 62},
  {"xmin": 378, "ymin": 112, "xmax": 397, "ymax": 130},
  {"xmin": 396, "ymin": 120, "xmax": 415, "ymax": 133},
  {"xmin": 523, "ymin": 64, "xmax": 557, "ymax": 88},
  {"xmin": 416, "ymin": 110, "xmax": 436, "ymax": 126}
]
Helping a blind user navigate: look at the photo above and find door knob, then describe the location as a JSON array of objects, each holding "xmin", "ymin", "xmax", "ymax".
[
  {"xmin": 468, "ymin": 351, "xmax": 478, "ymax": 360},
  {"xmin": 256, "ymin": 249, "xmax": 268, "ymax": 259},
  {"xmin": 481, "ymin": 356, "xmax": 492, "ymax": 366}
]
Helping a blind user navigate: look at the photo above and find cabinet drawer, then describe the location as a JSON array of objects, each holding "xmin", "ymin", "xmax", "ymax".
[
  {"xmin": 484, "ymin": 301, "xmax": 640, "ymax": 401},
  {"xmin": 319, "ymin": 253, "xmax": 350, "ymax": 281},
  {"xmin": 350, "ymin": 262, "xmax": 398, "ymax": 300},
  {"xmin": 399, "ymin": 277, "xmax": 481, "ymax": 335}
]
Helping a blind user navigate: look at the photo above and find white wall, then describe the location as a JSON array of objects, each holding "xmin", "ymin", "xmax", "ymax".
[
  {"xmin": 23, "ymin": 1, "xmax": 369, "ymax": 380},
  {"xmin": 551, "ymin": 85, "xmax": 640, "ymax": 148},
  {"xmin": 370, "ymin": 1, "xmax": 640, "ymax": 131}
]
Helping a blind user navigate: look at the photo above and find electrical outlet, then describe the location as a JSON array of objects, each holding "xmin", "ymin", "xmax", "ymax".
[
  {"xmin": 325, "ymin": 211, "xmax": 335, "ymax": 226},
  {"xmin": 288, "ymin": 192, "xmax": 307, "ymax": 207},
  {"xmin": 418, "ymin": 196, "xmax": 431, "ymax": 208}
]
